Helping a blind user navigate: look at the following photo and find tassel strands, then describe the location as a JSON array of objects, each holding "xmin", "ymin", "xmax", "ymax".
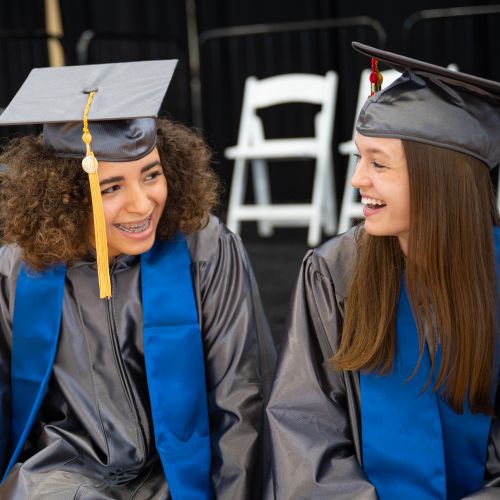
[
  {"xmin": 81, "ymin": 91, "xmax": 112, "ymax": 299},
  {"xmin": 369, "ymin": 57, "xmax": 383, "ymax": 96}
]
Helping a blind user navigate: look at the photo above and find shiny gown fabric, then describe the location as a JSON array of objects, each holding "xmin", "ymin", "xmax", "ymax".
[
  {"xmin": 266, "ymin": 226, "xmax": 500, "ymax": 500},
  {"xmin": 0, "ymin": 216, "xmax": 276, "ymax": 499}
]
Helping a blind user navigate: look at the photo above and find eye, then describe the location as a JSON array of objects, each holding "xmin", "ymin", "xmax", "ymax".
[
  {"xmin": 353, "ymin": 153, "xmax": 361, "ymax": 163},
  {"xmin": 101, "ymin": 184, "xmax": 120, "ymax": 195},
  {"xmin": 144, "ymin": 170, "xmax": 163, "ymax": 182},
  {"xmin": 371, "ymin": 161, "xmax": 386, "ymax": 169}
]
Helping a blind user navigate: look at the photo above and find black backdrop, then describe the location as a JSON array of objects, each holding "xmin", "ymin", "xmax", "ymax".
[{"xmin": 196, "ymin": 0, "xmax": 499, "ymax": 52}]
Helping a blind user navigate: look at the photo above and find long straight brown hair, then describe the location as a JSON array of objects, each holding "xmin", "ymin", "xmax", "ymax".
[{"xmin": 333, "ymin": 139, "xmax": 498, "ymax": 414}]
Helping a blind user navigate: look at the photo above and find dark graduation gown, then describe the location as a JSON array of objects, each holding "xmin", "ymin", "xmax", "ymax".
[
  {"xmin": 0, "ymin": 216, "xmax": 276, "ymax": 499},
  {"xmin": 266, "ymin": 226, "xmax": 500, "ymax": 500}
]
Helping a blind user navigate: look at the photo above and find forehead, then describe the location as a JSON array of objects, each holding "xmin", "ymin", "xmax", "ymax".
[
  {"xmin": 97, "ymin": 147, "xmax": 161, "ymax": 176},
  {"xmin": 355, "ymin": 132, "xmax": 405, "ymax": 158}
]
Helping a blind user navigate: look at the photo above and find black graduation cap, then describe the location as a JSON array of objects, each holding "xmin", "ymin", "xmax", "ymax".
[
  {"xmin": 353, "ymin": 42, "xmax": 500, "ymax": 169},
  {"xmin": 0, "ymin": 59, "xmax": 177, "ymax": 299},
  {"xmin": 0, "ymin": 59, "xmax": 178, "ymax": 161}
]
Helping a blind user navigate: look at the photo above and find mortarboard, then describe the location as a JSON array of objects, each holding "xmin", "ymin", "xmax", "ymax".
[
  {"xmin": 0, "ymin": 60, "xmax": 178, "ymax": 298},
  {"xmin": 352, "ymin": 41, "xmax": 500, "ymax": 169}
]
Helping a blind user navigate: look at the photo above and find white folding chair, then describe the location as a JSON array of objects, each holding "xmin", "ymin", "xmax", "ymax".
[
  {"xmin": 225, "ymin": 71, "xmax": 338, "ymax": 247},
  {"xmin": 337, "ymin": 68, "xmax": 400, "ymax": 234}
]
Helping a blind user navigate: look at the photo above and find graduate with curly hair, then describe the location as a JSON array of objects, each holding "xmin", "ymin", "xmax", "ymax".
[{"xmin": 0, "ymin": 61, "xmax": 275, "ymax": 499}]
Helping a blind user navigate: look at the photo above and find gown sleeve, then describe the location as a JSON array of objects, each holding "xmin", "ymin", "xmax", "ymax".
[
  {"xmin": 0, "ymin": 246, "xmax": 21, "ymax": 475},
  {"xmin": 266, "ymin": 248, "xmax": 377, "ymax": 500},
  {"xmin": 192, "ymin": 221, "xmax": 276, "ymax": 500},
  {"xmin": 0, "ymin": 284, "xmax": 11, "ymax": 475}
]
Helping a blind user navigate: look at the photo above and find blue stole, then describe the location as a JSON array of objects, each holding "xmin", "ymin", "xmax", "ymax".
[
  {"xmin": 2, "ymin": 234, "xmax": 214, "ymax": 499},
  {"xmin": 360, "ymin": 228, "xmax": 500, "ymax": 499}
]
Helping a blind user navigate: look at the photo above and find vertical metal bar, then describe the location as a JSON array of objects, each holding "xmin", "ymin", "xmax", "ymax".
[
  {"xmin": 44, "ymin": 0, "xmax": 65, "ymax": 66},
  {"xmin": 185, "ymin": 0, "xmax": 202, "ymax": 127}
]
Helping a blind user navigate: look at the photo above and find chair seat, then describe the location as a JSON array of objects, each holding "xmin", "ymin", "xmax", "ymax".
[
  {"xmin": 232, "ymin": 204, "xmax": 315, "ymax": 220},
  {"xmin": 225, "ymin": 138, "xmax": 319, "ymax": 160}
]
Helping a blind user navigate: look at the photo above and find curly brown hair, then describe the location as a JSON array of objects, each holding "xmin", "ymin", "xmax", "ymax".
[{"xmin": 0, "ymin": 119, "xmax": 220, "ymax": 270}]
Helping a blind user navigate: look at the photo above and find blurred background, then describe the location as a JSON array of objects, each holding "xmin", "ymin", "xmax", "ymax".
[{"xmin": 1, "ymin": 0, "xmax": 499, "ymax": 345}]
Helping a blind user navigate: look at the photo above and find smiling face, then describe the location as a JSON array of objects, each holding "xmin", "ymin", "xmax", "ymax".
[
  {"xmin": 89, "ymin": 147, "xmax": 167, "ymax": 259},
  {"xmin": 352, "ymin": 132, "xmax": 411, "ymax": 253}
]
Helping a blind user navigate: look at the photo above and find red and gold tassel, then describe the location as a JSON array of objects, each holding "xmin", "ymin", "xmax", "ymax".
[{"xmin": 369, "ymin": 57, "xmax": 383, "ymax": 96}]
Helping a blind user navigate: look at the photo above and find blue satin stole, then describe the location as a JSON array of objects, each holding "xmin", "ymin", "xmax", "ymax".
[
  {"xmin": 361, "ymin": 227, "xmax": 500, "ymax": 500},
  {"xmin": 3, "ymin": 234, "xmax": 214, "ymax": 499}
]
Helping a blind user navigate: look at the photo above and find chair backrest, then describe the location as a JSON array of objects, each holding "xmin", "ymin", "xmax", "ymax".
[
  {"xmin": 350, "ymin": 68, "xmax": 401, "ymax": 138},
  {"xmin": 236, "ymin": 71, "xmax": 338, "ymax": 148}
]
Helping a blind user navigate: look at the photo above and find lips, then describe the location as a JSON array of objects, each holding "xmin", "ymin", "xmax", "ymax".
[{"xmin": 114, "ymin": 215, "xmax": 152, "ymax": 233}]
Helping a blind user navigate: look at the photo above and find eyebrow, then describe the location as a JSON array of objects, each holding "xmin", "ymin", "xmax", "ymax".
[
  {"xmin": 354, "ymin": 141, "xmax": 390, "ymax": 157},
  {"xmin": 99, "ymin": 160, "xmax": 162, "ymax": 187}
]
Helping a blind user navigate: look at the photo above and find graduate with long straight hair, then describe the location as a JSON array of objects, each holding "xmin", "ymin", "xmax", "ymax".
[
  {"xmin": 266, "ymin": 43, "xmax": 500, "ymax": 499},
  {"xmin": 0, "ymin": 60, "xmax": 275, "ymax": 499}
]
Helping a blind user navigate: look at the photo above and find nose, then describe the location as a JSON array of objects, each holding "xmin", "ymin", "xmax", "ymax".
[
  {"xmin": 351, "ymin": 158, "xmax": 370, "ymax": 189},
  {"xmin": 126, "ymin": 185, "xmax": 150, "ymax": 215}
]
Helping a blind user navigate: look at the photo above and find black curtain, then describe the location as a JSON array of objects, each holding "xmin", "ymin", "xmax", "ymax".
[
  {"xmin": 0, "ymin": 0, "xmax": 45, "ymax": 30},
  {"xmin": 0, "ymin": 0, "xmax": 47, "ymax": 140},
  {"xmin": 59, "ymin": 0, "xmax": 188, "ymax": 63},
  {"xmin": 196, "ymin": 0, "xmax": 499, "ymax": 51},
  {"xmin": 196, "ymin": 0, "xmax": 336, "ymax": 31}
]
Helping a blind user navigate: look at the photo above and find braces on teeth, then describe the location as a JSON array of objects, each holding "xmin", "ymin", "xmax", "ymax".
[{"xmin": 116, "ymin": 216, "xmax": 151, "ymax": 233}]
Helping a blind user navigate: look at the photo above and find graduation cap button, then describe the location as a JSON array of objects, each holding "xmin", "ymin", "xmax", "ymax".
[{"xmin": 82, "ymin": 155, "xmax": 98, "ymax": 173}]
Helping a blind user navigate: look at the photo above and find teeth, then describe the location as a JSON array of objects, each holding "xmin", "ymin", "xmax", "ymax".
[
  {"xmin": 116, "ymin": 216, "xmax": 151, "ymax": 233},
  {"xmin": 361, "ymin": 197, "xmax": 386, "ymax": 206}
]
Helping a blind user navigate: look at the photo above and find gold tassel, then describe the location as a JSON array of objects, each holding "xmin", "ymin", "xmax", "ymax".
[{"xmin": 81, "ymin": 92, "xmax": 111, "ymax": 299}]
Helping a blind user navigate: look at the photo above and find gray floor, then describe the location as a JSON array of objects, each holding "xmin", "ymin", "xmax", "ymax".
[{"xmin": 241, "ymin": 227, "xmax": 311, "ymax": 349}]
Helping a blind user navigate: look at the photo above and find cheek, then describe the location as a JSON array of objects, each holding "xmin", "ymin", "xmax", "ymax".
[
  {"xmin": 155, "ymin": 179, "xmax": 168, "ymax": 206},
  {"xmin": 398, "ymin": 179, "xmax": 411, "ymax": 219},
  {"xmin": 101, "ymin": 198, "xmax": 122, "ymax": 226}
]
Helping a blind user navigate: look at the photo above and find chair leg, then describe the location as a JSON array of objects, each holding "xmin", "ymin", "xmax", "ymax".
[
  {"xmin": 322, "ymin": 157, "xmax": 337, "ymax": 236},
  {"xmin": 226, "ymin": 158, "xmax": 248, "ymax": 235},
  {"xmin": 338, "ymin": 154, "xmax": 359, "ymax": 234},
  {"xmin": 308, "ymin": 157, "xmax": 327, "ymax": 247},
  {"xmin": 252, "ymin": 159, "xmax": 274, "ymax": 237}
]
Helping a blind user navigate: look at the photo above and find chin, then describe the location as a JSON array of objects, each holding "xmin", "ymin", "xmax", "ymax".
[
  {"xmin": 113, "ymin": 237, "xmax": 156, "ymax": 257},
  {"xmin": 128, "ymin": 241, "xmax": 156, "ymax": 256},
  {"xmin": 363, "ymin": 223, "xmax": 385, "ymax": 236},
  {"xmin": 364, "ymin": 223, "xmax": 409, "ymax": 242}
]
